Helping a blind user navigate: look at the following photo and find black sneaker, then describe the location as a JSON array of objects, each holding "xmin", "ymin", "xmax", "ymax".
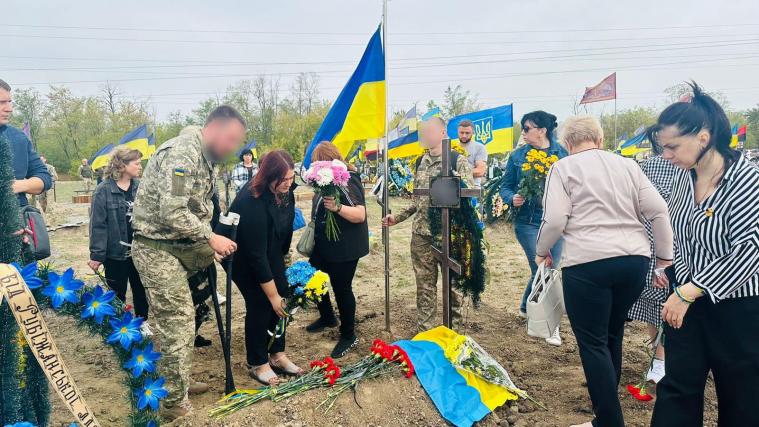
[
  {"xmin": 305, "ymin": 317, "xmax": 338, "ymax": 333},
  {"xmin": 194, "ymin": 335, "xmax": 212, "ymax": 347},
  {"xmin": 330, "ymin": 336, "xmax": 359, "ymax": 359}
]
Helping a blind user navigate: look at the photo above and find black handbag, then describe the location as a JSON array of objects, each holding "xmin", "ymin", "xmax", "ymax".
[{"xmin": 20, "ymin": 205, "xmax": 51, "ymax": 260}]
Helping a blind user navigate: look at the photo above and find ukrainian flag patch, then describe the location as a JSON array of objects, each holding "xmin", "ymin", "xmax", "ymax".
[{"xmin": 174, "ymin": 168, "xmax": 186, "ymax": 176}]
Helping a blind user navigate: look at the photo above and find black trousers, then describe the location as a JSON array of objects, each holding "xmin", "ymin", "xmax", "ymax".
[
  {"xmin": 563, "ymin": 255, "xmax": 648, "ymax": 427},
  {"xmin": 235, "ymin": 280, "xmax": 286, "ymax": 366},
  {"xmin": 104, "ymin": 257, "xmax": 149, "ymax": 319},
  {"xmin": 651, "ymin": 295, "xmax": 759, "ymax": 427},
  {"xmin": 310, "ymin": 254, "xmax": 359, "ymax": 338}
]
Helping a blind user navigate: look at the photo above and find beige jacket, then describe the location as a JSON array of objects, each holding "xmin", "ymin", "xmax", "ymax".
[{"xmin": 536, "ymin": 149, "xmax": 673, "ymax": 268}]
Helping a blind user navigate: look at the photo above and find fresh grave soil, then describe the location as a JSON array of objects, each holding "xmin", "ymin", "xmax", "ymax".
[{"xmin": 40, "ymin": 185, "xmax": 718, "ymax": 427}]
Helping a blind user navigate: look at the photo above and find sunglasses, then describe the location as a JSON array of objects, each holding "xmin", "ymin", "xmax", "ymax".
[{"xmin": 522, "ymin": 126, "xmax": 537, "ymax": 133}]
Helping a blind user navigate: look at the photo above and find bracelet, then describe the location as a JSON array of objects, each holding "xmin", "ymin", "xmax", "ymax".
[{"xmin": 674, "ymin": 286, "xmax": 695, "ymax": 304}]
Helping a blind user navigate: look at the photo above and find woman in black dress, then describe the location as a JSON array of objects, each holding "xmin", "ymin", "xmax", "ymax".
[
  {"xmin": 305, "ymin": 142, "xmax": 369, "ymax": 358},
  {"xmin": 229, "ymin": 150, "xmax": 300, "ymax": 385}
]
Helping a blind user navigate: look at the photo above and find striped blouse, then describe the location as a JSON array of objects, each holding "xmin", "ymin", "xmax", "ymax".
[{"xmin": 669, "ymin": 154, "xmax": 759, "ymax": 302}]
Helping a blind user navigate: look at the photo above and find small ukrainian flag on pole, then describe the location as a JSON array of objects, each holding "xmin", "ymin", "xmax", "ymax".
[{"xmin": 303, "ymin": 26, "xmax": 385, "ymax": 168}]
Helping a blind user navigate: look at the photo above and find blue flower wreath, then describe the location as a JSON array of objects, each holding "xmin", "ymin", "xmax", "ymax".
[{"xmin": 12, "ymin": 262, "xmax": 165, "ymax": 427}]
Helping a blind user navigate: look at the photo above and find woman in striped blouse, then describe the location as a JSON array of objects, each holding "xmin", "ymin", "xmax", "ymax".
[{"xmin": 649, "ymin": 83, "xmax": 759, "ymax": 427}]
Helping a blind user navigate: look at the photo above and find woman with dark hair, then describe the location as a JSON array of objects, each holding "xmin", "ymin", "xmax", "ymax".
[
  {"xmin": 231, "ymin": 148, "xmax": 258, "ymax": 194},
  {"xmin": 228, "ymin": 149, "xmax": 300, "ymax": 385},
  {"xmin": 499, "ymin": 110, "xmax": 568, "ymax": 345},
  {"xmin": 304, "ymin": 142, "xmax": 369, "ymax": 358},
  {"xmin": 650, "ymin": 83, "xmax": 759, "ymax": 427},
  {"xmin": 88, "ymin": 146, "xmax": 149, "ymax": 319}
]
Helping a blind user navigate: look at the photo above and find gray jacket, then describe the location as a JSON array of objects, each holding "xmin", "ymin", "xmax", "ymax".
[{"xmin": 89, "ymin": 178, "xmax": 138, "ymax": 262}]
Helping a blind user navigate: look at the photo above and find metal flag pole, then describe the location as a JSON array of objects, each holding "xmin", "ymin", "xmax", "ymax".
[
  {"xmin": 381, "ymin": 0, "xmax": 391, "ymax": 332},
  {"xmin": 613, "ymin": 97, "xmax": 618, "ymax": 150}
]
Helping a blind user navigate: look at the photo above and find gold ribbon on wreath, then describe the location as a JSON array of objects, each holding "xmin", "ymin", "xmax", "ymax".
[{"xmin": 0, "ymin": 263, "xmax": 101, "ymax": 427}]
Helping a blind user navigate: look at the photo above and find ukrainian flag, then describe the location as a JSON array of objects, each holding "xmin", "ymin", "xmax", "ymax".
[
  {"xmin": 448, "ymin": 105, "xmax": 514, "ymax": 155},
  {"xmin": 396, "ymin": 327, "xmax": 521, "ymax": 427},
  {"xmin": 304, "ymin": 26, "xmax": 385, "ymax": 168},
  {"xmin": 388, "ymin": 131, "xmax": 423, "ymax": 159},
  {"xmin": 619, "ymin": 132, "xmax": 651, "ymax": 158},
  {"xmin": 119, "ymin": 124, "xmax": 151, "ymax": 157},
  {"xmin": 730, "ymin": 124, "xmax": 739, "ymax": 148},
  {"xmin": 421, "ymin": 106, "xmax": 442, "ymax": 120},
  {"xmin": 90, "ymin": 143, "xmax": 115, "ymax": 170}
]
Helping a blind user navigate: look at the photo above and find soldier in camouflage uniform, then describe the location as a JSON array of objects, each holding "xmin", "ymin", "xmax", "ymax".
[
  {"xmin": 382, "ymin": 117, "xmax": 474, "ymax": 332},
  {"xmin": 131, "ymin": 106, "xmax": 245, "ymax": 420}
]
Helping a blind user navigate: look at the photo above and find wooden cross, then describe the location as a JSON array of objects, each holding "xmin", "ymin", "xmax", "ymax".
[{"xmin": 412, "ymin": 138, "xmax": 481, "ymax": 328}]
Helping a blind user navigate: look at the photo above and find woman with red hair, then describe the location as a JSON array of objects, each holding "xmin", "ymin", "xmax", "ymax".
[{"xmin": 228, "ymin": 149, "xmax": 300, "ymax": 385}]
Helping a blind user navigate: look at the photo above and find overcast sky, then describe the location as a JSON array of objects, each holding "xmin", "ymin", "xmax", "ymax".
[{"xmin": 3, "ymin": 0, "xmax": 759, "ymax": 122}]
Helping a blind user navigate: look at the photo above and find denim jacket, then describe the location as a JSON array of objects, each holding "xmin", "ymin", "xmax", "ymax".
[
  {"xmin": 89, "ymin": 178, "xmax": 138, "ymax": 261},
  {"xmin": 499, "ymin": 140, "xmax": 568, "ymax": 225}
]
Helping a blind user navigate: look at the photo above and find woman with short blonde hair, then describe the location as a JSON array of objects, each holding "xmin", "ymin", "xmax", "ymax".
[
  {"xmin": 536, "ymin": 115, "xmax": 673, "ymax": 427},
  {"xmin": 89, "ymin": 145, "xmax": 148, "ymax": 319}
]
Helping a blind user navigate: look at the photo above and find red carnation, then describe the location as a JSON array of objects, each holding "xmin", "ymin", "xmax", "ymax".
[{"xmin": 626, "ymin": 384, "xmax": 653, "ymax": 402}]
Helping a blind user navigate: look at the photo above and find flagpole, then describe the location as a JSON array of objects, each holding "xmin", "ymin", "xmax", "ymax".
[
  {"xmin": 613, "ymin": 97, "xmax": 618, "ymax": 151},
  {"xmin": 381, "ymin": 0, "xmax": 391, "ymax": 332}
]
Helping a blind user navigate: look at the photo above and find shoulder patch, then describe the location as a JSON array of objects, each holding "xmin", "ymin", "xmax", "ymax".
[{"xmin": 174, "ymin": 168, "xmax": 187, "ymax": 176}]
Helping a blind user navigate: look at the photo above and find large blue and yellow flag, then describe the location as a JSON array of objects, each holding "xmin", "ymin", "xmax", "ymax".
[
  {"xmin": 119, "ymin": 124, "xmax": 150, "ymax": 156},
  {"xmin": 147, "ymin": 133, "xmax": 156, "ymax": 156},
  {"xmin": 90, "ymin": 143, "xmax": 115, "ymax": 170},
  {"xmin": 304, "ymin": 27, "xmax": 385, "ymax": 168},
  {"xmin": 618, "ymin": 132, "xmax": 651, "ymax": 157},
  {"xmin": 448, "ymin": 105, "xmax": 514, "ymax": 154},
  {"xmin": 396, "ymin": 327, "xmax": 522, "ymax": 427}
]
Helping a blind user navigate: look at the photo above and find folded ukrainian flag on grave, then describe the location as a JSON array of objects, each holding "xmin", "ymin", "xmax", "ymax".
[{"xmin": 396, "ymin": 326, "xmax": 530, "ymax": 427}]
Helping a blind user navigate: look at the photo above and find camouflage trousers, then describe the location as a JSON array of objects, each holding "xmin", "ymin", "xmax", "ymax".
[
  {"xmin": 131, "ymin": 240, "xmax": 196, "ymax": 407},
  {"xmin": 410, "ymin": 233, "xmax": 463, "ymax": 332},
  {"xmin": 30, "ymin": 191, "xmax": 49, "ymax": 213}
]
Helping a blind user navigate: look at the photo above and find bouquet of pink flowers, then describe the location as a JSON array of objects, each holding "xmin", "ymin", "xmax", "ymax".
[{"xmin": 304, "ymin": 160, "xmax": 352, "ymax": 241}]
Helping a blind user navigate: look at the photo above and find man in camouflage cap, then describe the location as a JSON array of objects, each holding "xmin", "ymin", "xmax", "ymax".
[
  {"xmin": 382, "ymin": 117, "xmax": 474, "ymax": 332},
  {"xmin": 131, "ymin": 105, "xmax": 244, "ymax": 420}
]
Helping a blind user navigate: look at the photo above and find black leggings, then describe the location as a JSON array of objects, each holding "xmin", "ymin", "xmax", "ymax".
[
  {"xmin": 236, "ymin": 280, "xmax": 286, "ymax": 366},
  {"xmin": 563, "ymin": 255, "xmax": 648, "ymax": 427},
  {"xmin": 310, "ymin": 254, "xmax": 359, "ymax": 338},
  {"xmin": 104, "ymin": 257, "xmax": 149, "ymax": 319},
  {"xmin": 652, "ymin": 296, "xmax": 759, "ymax": 427}
]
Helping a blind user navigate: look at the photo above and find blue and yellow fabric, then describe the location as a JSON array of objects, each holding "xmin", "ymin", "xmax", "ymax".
[
  {"xmin": 90, "ymin": 143, "xmax": 115, "ymax": 170},
  {"xmin": 119, "ymin": 124, "xmax": 151, "ymax": 157},
  {"xmin": 388, "ymin": 131, "xmax": 423, "ymax": 159},
  {"xmin": 395, "ymin": 327, "xmax": 518, "ymax": 427},
  {"xmin": 147, "ymin": 133, "xmax": 156, "ymax": 156},
  {"xmin": 447, "ymin": 104, "xmax": 514, "ymax": 155},
  {"xmin": 304, "ymin": 26, "xmax": 385, "ymax": 168},
  {"xmin": 237, "ymin": 140, "xmax": 258, "ymax": 159},
  {"xmin": 421, "ymin": 107, "xmax": 442, "ymax": 120},
  {"xmin": 618, "ymin": 132, "xmax": 651, "ymax": 157}
]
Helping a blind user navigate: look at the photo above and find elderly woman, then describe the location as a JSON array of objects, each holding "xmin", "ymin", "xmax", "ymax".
[
  {"xmin": 650, "ymin": 84, "xmax": 759, "ymax": 427},
  {"xmin": 536, "ymin": 116, "xmax": 673, "ymax": 427},
  {"xmin": 88, "ymin": 146, "xmax": 148, "ymax": 319}
]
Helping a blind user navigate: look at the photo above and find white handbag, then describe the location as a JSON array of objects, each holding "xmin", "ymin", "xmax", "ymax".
[{"xmin": 526, "ymin": 263, "xmax": 564, "ymax": 339}]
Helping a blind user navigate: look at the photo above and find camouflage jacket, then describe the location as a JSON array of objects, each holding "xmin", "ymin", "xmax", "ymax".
[
  {"xmin": 133, "ymin": 126, "xmax": 216, "ymax": 242},
  {"xmin": 395, "ymin": 151, "xmax": 474, "ymax": 236}
]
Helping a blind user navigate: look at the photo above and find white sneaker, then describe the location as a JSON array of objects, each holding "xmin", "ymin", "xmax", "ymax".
[
  {"xmin": 140, "ymin": 321, "xmax": 154, "ymax": 338},
  {"xmin": 545, "ymin": 327, "xmax": 562, "ymax": 346},
  {"xmin": 646, "ymin": 358, "xmax": 665, "ymax": 383},
  {"xmin": 518, "ymin": 311, "xmax": 528, "ymax": 319},
  {"xmin": 217, "ymin": 292, "xmax": 227, "ymax": 305}
]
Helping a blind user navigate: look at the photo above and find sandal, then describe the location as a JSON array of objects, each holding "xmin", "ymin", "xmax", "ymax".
[
  {"xmin": 248, "ymin": 363, "xmax": 280, "ymax": 386},
  {"xmin": 269, "ymin": 354, "xmax": 304, "ymax": 376}
]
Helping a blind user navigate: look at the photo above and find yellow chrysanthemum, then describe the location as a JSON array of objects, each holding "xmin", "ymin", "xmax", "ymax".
[
  {"xmin": 305, "ymin": 271, "xmax": 330, "ymax": 297},
  {"xmin": 521, "ymin": 163, "xmax": 531, "ymax": 171},
  {"xmin": 537, "ymin": 151, "xmax": 547, "ymax": 159},
  {"xmin": 534, "ymin": 164, "xmax": 545, "ymax": 174},
  {"xmin": 550, "ymin": 155, "xmax": 559, "ymax": 162}
]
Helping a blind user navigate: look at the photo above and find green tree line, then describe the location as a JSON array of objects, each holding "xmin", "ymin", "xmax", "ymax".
[{"xmin": 7, "ymin": 78, "xmax": 758, "ymax": 176}]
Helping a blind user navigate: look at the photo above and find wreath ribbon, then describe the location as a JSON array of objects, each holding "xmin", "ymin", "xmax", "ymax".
[{"xmin": 0, "ymin": 263, "xmax": 102, "ymax": 427}]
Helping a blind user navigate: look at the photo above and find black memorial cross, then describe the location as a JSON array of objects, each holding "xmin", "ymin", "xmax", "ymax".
[{"xmin": 412, "ymin": 138, "xmax": 481, "ymax": 328}]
